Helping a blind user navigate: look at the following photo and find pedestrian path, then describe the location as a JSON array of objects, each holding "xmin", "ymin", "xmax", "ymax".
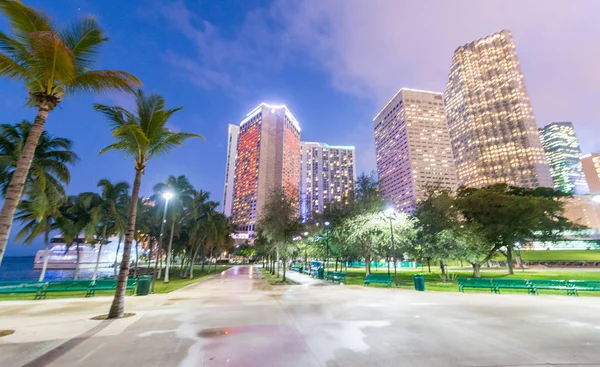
[{"xmin": 278, "ymin": 267, "xmax": 330, "ymax": 286}]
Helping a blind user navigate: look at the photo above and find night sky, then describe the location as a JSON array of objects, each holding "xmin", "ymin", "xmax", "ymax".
[{"xmin": 2, "ymin": 0, "xmax": 599, "ymax": 256}]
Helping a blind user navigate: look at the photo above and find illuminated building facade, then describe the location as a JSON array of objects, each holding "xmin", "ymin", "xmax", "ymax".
[
  {"xmin": 300, "ymin": 142, "xmax": 356, "ymax": 220},
  {"xmin": 230, "ymin": 103, "xmax": 301, "ymax": 232},
  {"xmin": 539, "ymin": 122, "xmax": 589, "ymax": 195},
  {"xmin": 374, "ymin": 88, "xmax": 458, "ymax": 213},
  {"xmin": 445, "ymin": 30, "xmax": 553, "ymax": 189},
  {"xmin": 222, "ymin": 124, "xmax": 239, "ymax": 217},
  {"xmin": 581, "ymin": 153, "xmax": 600, "ymax": 194}
]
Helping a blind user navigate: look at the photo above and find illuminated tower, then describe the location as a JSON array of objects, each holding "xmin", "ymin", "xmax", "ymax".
[
  {"xmin": 445, "ymin": 30, "xmax": 553, "ymax": 188},
  {"xmin": 300, "ymin": 142, "xmax": 356, "ymax": 220},
  {"xmin": 539, "ymin": 122, "xmax": 589, "ymax": 195},
  {"xmin": 581, "ymin": 153, "xmax": 600, "ymax": 194},
  {"xmin": 222, "ymin": 124, "xmax": 239, "ymax": 217},
  {"xmin": 231, "ymin": 103, "xmax": 301, "ymax": 232},
  {"xmin": 373, "ymin": 88, "xmax": 457, "ymax": 213}
]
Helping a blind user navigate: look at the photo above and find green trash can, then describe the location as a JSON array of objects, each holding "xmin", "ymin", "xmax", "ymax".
[
  {"xmin": 317, "ymin": 267, "xmax": 324, "ymax": 280},
  {"xmin": 413, "ymin": 274, "xmax": 425, "ymax": 291},
  {"xmin": 136, "ymin": 275, "xmax": 152, "ymax": 296}
]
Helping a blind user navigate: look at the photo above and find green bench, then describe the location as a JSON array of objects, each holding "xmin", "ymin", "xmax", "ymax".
[
  {"xmin": 491, "ymin": 278, "xmax": 535, "ymax": 294},
  {"xmin": 87, "ymin": 278, "xmax": 137, "ymax": 297},
  {"xmin": 364, "ymin": 274, "xmax": 392, "ymax": 287},
  {"xmin": 457, "ymin": 278, "xmax": 495, "ymax": 293},
  {"xmin": 36, "ymin": 280, "xmax": 94, "ymax": 299},
  {"xmin": 290, "ymin": 265, "xmax": 302, "ymax": 272},
  {"xmin": 0, "ymin": 281, "xmax": 47, "ymax": 297},
  {"xmin": 528, "ymin": 280, "xmax": 574, "ymax": 295},
  {"xmin": 326, "ymin": 272, "xmax": 347, "ymax": 284},
  {"xmin": 568, "ymin": 280, "xmax": 600, "ymax": 296}
]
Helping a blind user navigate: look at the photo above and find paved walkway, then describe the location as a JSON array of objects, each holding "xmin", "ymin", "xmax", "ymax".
[
  {"xmin": 1, "ymin": 266, "xmax": 600, "ymax": 366},
  {"xmin": 280, "ymin": 266, "xmax": 329, "ymax": 286}
]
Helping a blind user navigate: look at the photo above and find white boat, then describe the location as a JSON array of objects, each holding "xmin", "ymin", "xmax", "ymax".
[{"xmin": 33, "ymin": 236, "xmax": 138, "ymax": 270}]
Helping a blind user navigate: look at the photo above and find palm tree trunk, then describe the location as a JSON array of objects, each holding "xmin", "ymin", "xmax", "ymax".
[
  {"xmin": 74, "ymin": 243, "xmax": 81, "ymax": 280},
  {"xmin": 39, "ymin": 229, "xmax": 50, "ymax": 282},
  {"xmin": 108, "ymin": 168, "xmax": 142, "ymax": 319},
  {"xmin": 151, "ymin": 244, "xmax": 161, "ymax": 292},
  {"xmin": 0, "ymin": 106, "xmax": 50, "ymax": 265},
  {"xmin": 164, "ymin": 218, "xmax": 175, "ymax": 283},
  {"xmin": 133, "ymin": 241, "xmax": 139, "ymax": 278},
  {"xmin": 114, "ymin": 236, "xmax": 122, "ymax": 277},
  {"xmin": 282, "ymin": 256, "xmax": 287, "ymax": 282},
  {"xmin": 147, "ymin": 239, "xmax": 154, "ymax": 268},
  {"xmin": 93, "ymin": 224, "xmax": 109, "ymax": 282}
]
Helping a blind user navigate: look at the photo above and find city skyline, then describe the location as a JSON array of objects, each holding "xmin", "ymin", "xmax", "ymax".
[{"xmin": 3, "ymin": 0, "xmax": 600, "ymax": 256}]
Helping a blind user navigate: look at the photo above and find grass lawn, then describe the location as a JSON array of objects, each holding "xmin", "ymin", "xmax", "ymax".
[
  {"xmin": 259, "ymin": 268, "xmax": 298, "ymax": 285},
  {"xmin": 0, "ymin": 265, "xmax": 230, "ymax": 301},
  {"xmin": 337, "ymin": 266, "xmax": 600, "ymax": 296}
]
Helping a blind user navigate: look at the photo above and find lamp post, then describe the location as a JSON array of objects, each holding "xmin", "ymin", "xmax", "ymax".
[
  {"xmin": 152, "ymin": 192, "xmax": 173, "ymax": 292},
  {"xmin": 324, "ymin": 222, "xmax": 330, "ymax": 273},
  {"xmin": 384, "ymin": 207, "xmax": 398, "ymax": 287}
]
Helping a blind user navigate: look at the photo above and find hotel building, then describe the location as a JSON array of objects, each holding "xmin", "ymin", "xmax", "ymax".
[
  {"xmin": 581, "ymin": 153, "xmax": 600, "ymax": 194},
  {"xmin": 300, "ymin": 142, "xmax": 356, "ymax": 220},
  {"xmin": 539, "ymin": 122, "xmax": 589, "ymax": 195},
  {"xmin": 445, "ymin": 30, "xmax": 553, "ymax": 189},
  {"xmin": 373, "ymin": 88, "xmax": 458, "ymax": 213},
  {"xmin": 229, "ymin": 103, "xmax": 301, "ymax": 232},
  {"xmin": 222, "ymin": 124, "xmax": 239, "ymax": 217}
]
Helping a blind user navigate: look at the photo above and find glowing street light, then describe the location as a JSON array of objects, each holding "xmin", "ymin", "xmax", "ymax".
[
  {"xmin": 163, "ymin": 192, "xmax": 174, "ymax": 200},
  {"xmin": 592, "ymin": 195, "xmax": 600, "ymax": 203},
  {"xmin": 155, "ymin": 192, "xmax": 174, "ymax": 288}
]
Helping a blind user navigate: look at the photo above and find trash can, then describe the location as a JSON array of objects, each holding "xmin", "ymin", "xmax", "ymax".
[
  {"xmin": 317, "ymin": 267, "xmax": 325, "ymax": 280},
  {"xmin": 136, "ymin": 275, "xmax": 152, "ymax": 296},
  {"xmin": 413, "ymin": 274, "xmax": 425, "ymax": 291}
]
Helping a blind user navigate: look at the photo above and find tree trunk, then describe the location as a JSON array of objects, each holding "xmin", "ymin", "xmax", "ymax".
[
  {"xmin": 0, "ymin": 106, "xmax": 51, "ymax": 266},
  {"xmin": 164, "ymin": 218, "xmax": 175, "ymax": 283},
  {"xmin": 114, "ymin": 236, "xmax": 122, "ymax": 277},
  {"xmin": 146, "ymin": 239, "xmax": 153, "ymax": 268},
  {"xmin": 73, "ymin": 243, "xmax": 81, "ymax": 280},
  {"xmin": 365, "ymin": 255, "xmax": 371, "ymax": 276},
  {"xmin": 108, "ymin": 168, "xmax": 142, "ymax": 319},
  {"xmin": 133, "ymin": 241, "xmax": 139, "ymax": 278},
  {"xmin": 200, "ymin": 243, "xmax": 206, "ymax": 271},
  {"xmin": 39, "ymin": 229, "xmax": 50, "ymax": 282},
  {"xmin": 157, "ymin": 250, "xmax": 163, "ymax": 280},
  {"xmin": 276, "ymin": 247, "xmax": 280, "ymax": 278},
  {"xmin": 180, "ymin": 254, "xmax": 186, "ymax": 278},
  {"xmin": 282, "ymin": 256, "xmax": 286, "ymax": 282},
  {"xmin": 92, "ymin": 243, "xmax": 103, "ymax": 283},
  {"xmin": 472, "ymin": 263, "xmax": 481, "ymax": 278},
  {"xmin": 440, "ymin": 259, "xmax": 447, "ymax": 283},
  {"xmin": 427, "ymin": 258, "xmax": 431, "ymax": 272},
  {"xmin": 506, "ymin": 245, "xmax": 514, "ymax": 275}
]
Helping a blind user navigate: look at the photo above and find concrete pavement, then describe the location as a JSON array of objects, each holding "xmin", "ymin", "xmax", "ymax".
[{"xmin": 1, "ymin": 265, "xmax": 600, "ymax": 366}]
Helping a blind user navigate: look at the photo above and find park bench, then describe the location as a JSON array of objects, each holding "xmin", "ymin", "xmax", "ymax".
[
  {"xmin": 566, "ymin": 280, "xmax": 600, "ymax": 296},
  {"xmin": 364, "ymin": 274, "xmax": 392, "ymax": 287},
  {"xmin": 528, "ymin": 280, "xmax": 574, "ymax": 295},
  {"xmin": 326, "ymin": 272, "xmax": 347, "ymax": 284},
  {"xmin": 86, "ymin": 278, "xmax": 137, "ymax": 297},
  {"xmin": 491, "ymin": 278, "xmax": 535, "ymax": 294},
  {"xmin": 0, "ymin": 281, "xmax": 47, "ymax": 298},
  {"xmin": 36, "ymin": 280, "xmax": 94, "ymax": 299},
  {"xmin": 290, "ymin": 264, "xmax": 302, "ymax": 272},
  {"xmin": 456, "ymin": 278, "xmax": 495, "ymax": 293}
]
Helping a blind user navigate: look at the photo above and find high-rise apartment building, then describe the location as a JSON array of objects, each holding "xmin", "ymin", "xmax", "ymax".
[
  {"xmin": 445, "ymin": 30, "xmax": 553, "ymax": 189},
  {"xmin": 581, "ymin": 153, "xmax": 600, "ymax": 194},
  {"xmin": 300, "ymin": 142, "xmax": 356, "ymax": 220},
  {"xmin": 539, "ymin": 122, "xmax": 589, "ymax": 195},
  {"xmin": 374, "ymin": 88, "xmax": 458, "ymax": 213},
  {"xmin": 230, "ymin": 103, "xmax": 301, "ymax": 232},
  {"xmin": 222, "ymin": 124, "xmax": 239, "ymax": 217}
]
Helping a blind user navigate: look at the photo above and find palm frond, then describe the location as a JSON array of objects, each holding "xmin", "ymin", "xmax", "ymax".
[
  {"xmin": 65, "ymin": 69, "xmax": 141, "ymax": 95},
  {"xmin": 28, "ymin": 31, "xmax": 75, "ymax": 89},
  {"xmin": 0, "ymin": 0, "xmax": 54, "ymax": 37},
  {"xmin": 0, "ymin": 52, "xmax": 32, "ymax": 81},
  {"xmin": 60, "ymin": 17, "xmax": 106, "ymax": 69},
  {"xmin": 92, "ymin": 104, "xmax": 135, "ymax": 128},
  {"xmin": 99, "ymin": 141, "xmax": 134, "ymax": 156},
  {"xmin": 148, "ymin": 132, "xmax": 204, "ymax": 157}
]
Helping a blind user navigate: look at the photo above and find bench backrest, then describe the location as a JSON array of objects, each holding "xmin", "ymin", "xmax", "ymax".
[
  {"xmin": 46, "ymin": 280, "xmax": 93, "ymax": 289},
  {"xmin": 568, "ymin": 280, "xmax": 600, "ymax": 289},
  {"xmin": 456, "ymin": 278, "xmax": 492, "ymax": 285},
  {"xmin": 365, "ymin": 274, "xmax": 391, "ymax": 280},
  {"xmin": 94, "ymin": 279, "xmax": 117, "ymax": 287},
  {"xmin": 491, "ymin": 278, "xmax": 529, "ymax": 286},
  {"xmin": 528, "ymin": 280, "xmax": 568, "ymax": 287}
]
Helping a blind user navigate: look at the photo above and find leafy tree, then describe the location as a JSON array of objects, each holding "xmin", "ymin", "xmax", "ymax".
[
  {"xmin": 14, "ymin": 180, "xmax": 65, "ymax": 281},
  {"xmin": 94, "ymin": 90, "xmax": 202, "ymax": 318},
  {"xmin": 0, "ymin": 1, "xmax": 141, "ymax": 264}
]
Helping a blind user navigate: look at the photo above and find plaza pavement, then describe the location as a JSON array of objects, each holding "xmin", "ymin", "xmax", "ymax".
[{"xmin": 1, "ymin": 265, "xmax": 599, "ymax": 367}]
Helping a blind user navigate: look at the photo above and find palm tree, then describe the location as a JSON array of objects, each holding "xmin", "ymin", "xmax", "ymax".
[
  {"xmin": 0, "ymin": 120, "xmax": 78, "ymax": 198},
  {"xmin": 152, "ymin": 175, "xmax": 194, "ymax": 283},
  {"xmin": 0, "ymin": 1, "xmax": 141, "ymax": 265},
  {"xmin": 14, "ymin": 180, "xmax": 65, "ymax": 281},
  {"xmin": 95, "ymin": 89, "xmax": 203, "ymax": 319},
  {"xmin": 91, "ymin": 179, "xmax": 129, "ymax": 282},
  {"xmin": 186, "ymin": 190, "xmax": 217, "ymax": 278}
]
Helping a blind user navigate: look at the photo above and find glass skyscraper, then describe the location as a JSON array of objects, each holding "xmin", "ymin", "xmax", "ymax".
[
  {"xmin": 445, "ymin": 30, "xmax": 553, "ymax": 189},
  {"xmin": 539, "ymin": 122, "xmax": 589, "ymax": 195}
]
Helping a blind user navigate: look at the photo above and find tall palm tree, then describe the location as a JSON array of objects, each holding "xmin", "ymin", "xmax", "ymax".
[
  {"xmin": 186, "ymin": 190, "xmax": 216, "ymax": 277},
  {"xmin": 152, "ymin": 175, "xmax": 194, "ymax": 283},
  {"xmin": 14, "ymin": 180, "xmax": 65, "ymax": 281},
  {"xmin": 90, "ymin": 179, "xmax": 129, "ymax": 282},
  {"xmin": 0, "ymin": 1, "xmax": 141, "ymax": 265},
  {"xmin": 0, "ymin": 120, "xmax": 78, "ymax": 198},
  {"xmin": 95, "ymin": 89, "xmax": 203, "ymax": 319}
]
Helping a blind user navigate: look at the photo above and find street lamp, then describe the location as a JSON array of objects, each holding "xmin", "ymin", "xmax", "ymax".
[
  {"xmin": 384, "ymin": 207, "xmax": 398, "ymax": 287},
  {"xmin": 324, "ymin": 222, "xmax": 330, "ymax": 272},
  {"xmin": 153, "ymin": 192, "xmax": 173, "ymax": 290}
]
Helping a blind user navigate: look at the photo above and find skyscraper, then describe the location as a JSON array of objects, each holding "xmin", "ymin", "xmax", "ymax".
[
  {"xmin": 539, "ymin": 122, "xmax": 589, "ymax": 195},
  {"xmin": 222, "ymin": 124, "xmax": 239, "ymax": 217},
  {"xmin": 300, "ymin": 142, "xmax": 356, "ymax": 220},
  {"xmin": 230, "ymin": 103, "xmax": 301, "ymax": 232},
  {"xmin": 445, "ymin": 30, "xmax": 553, "ymax": 189},
  {"xmin": 581, "ymin": 153, "xmax": 600, "ymax": 194},
  {"xmin": 374, "ymin": 88, "xmax": 458, "ymax": 213}
]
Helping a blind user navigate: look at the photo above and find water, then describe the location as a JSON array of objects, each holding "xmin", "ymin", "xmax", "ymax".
[{"xmin": 0, "ymin": 256, "xmax": 115, "ymax": 281}]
